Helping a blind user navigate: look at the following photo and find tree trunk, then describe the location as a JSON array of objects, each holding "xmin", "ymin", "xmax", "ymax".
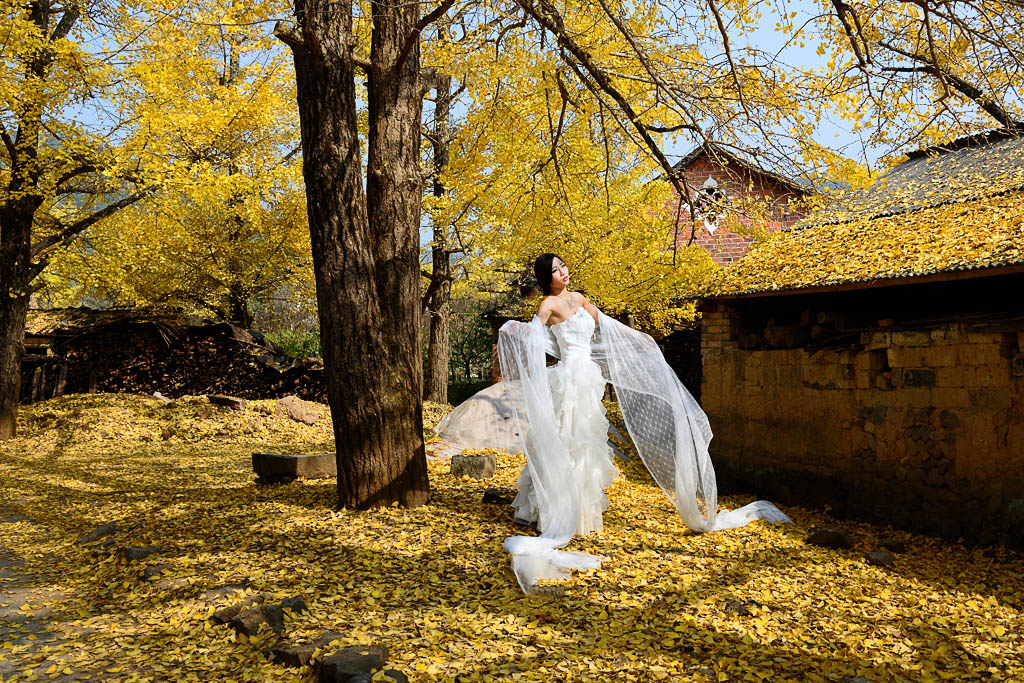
[
  {"xmin": 0, "ymin": 201, "xmax": 35, "ymax": 440},
  {"xmin": 227, "ymin": 282, "xmax": 254, "ymax": 328},
  {"xmin": 424, "ymin": 74, "xmax": 453, "ymax": 404},
  {"xmin": 281, "ymin": 0, "xmax": 429, "ymax": 509}
]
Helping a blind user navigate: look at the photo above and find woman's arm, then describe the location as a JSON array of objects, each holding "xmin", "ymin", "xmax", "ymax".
[
  {"xmin": 537, "ymin": 298, "xmax": 554, "ymax": 326},
  {"xmin": 578, "ymin": 294, "xmax": 600, "ymax": 323}
]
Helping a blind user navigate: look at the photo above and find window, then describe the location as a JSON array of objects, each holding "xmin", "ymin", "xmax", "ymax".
[{"xmin": 694, "ymin": 175, "xmax": 727, "ymax": 235}]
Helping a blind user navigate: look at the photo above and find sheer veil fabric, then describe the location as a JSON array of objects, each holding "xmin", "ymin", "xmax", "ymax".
[{"xmin": 441, "ymin": 309, "xmax": 790, "ymax": 593}]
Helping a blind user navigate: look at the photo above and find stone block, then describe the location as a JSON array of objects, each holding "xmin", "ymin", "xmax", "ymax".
[
  {"xmin": 919, "ymin": 345, "xmax": 959, "ymax": 367},
  {"xmin": 863, "ymin": 332, "xmax": 892, "ymax": 350},
  {"xmin": 902, "ymin": 368, "xmax": 936, "ymax": 387},
  {"xmin": 960, "ymin": 344, "xmax": 1003, "ymax": 366},
  {"xmin": 315, "ymin": 645, "xmax": 388, "ymax": 683},
  {"xmin": 887, "ymin": 347, "xmax": 924, "ymax": 367},
  {"xmin": 893, "ymin": 387, "xmax": 931, "ymax": 407},
  {"xmin": 934, "ymin": 366, "xmax": 973, "ymax": 388},
  {"xmin": 865, "ymin": 551, "xmax": 896, "ymax": 568},
  {"xmin": 253, "ymin": 452, "xmax": 337, "ymax": 482},
  {"xmin": 974, "ymin": 366, "xmax": 1009, "ymax": 388},
  {"xmin": 450, "ymin": 454, "xmax": 496, "ymax": 479},
  {"xmin": 778, "ymin": 365, "xmax": 801, "ymax": 385},
  {"xmin": 837, "ymin": 365, "xmax": 858, "ymax": 390},
  {"xmin": 967, "ymin": 331, "xmax": 1001, "ymax": 344},
  {"xmin": 931, "ymin": 388, "xmax": 970, "ymax": 408},
  {"xmin": 892, "ymin": 331, "xmax": 931, "ymax": 346},
  {"xmin": 77, "ymin": 522, "xmax": 122, "ymax": 546},
  {"xmin": 229, "ymin": 604, "xmax": 285, "ymax": 636},
  {"xmin": 209, "ymin": 593, "xmax": 271, "ymax": 624},
  {"xmin": 968, "ymin": 388, "xmax": 1012, "ymax": 410},
  {"xmin": 805, "ymin": 528, "xmax": 855, "ymax": 549},
  {"xmin": 276, "ymin": 395, "xmax": 321, "ymax": 425},
  {"xmin": 210, "ymin": 395, "xmax": 247, "ymax": 411},
  {"xmin": 273, "ymin": 631, "xmax": 345, "ymax": 668},
  {"xmin": 120, "ymin": 546, "xmax": 162, "ymax": 562}
]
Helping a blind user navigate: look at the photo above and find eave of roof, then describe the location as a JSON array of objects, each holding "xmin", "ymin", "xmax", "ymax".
[{"xmin": 672, "ymin": 143, "xmax": 813, "ymax": 194}]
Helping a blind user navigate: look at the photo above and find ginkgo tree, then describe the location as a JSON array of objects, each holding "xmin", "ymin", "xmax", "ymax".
[
  {"xmin": 1, "ymin": 0, "xmax": 158, "ymax": 439},
  {"xmin": 273, "ymin": 0, "xmax": 1024, "ymax": 508},
  {"xmin": 46, "ymin": 0, "xmax": 313, "ymax": 328}
]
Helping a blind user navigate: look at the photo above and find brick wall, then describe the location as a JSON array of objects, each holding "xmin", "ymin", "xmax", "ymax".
[
  {"xmin": 673, "ymin": 154, "xmax": 808, "ymax": 265},
  {"xmin": 700, "ymin": 300, "xmax": 1024, "ymax": 547}
]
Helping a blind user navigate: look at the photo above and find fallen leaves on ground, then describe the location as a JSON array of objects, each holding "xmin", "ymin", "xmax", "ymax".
[{"xmin": 0, "ymin": 393, "xmax": 1022, "ymax": 682}]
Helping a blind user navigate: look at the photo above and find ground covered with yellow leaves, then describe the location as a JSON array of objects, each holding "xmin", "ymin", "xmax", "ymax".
[{"xmin": 1, "ymin": 394, "xmax": 1023, "ymax": 682}]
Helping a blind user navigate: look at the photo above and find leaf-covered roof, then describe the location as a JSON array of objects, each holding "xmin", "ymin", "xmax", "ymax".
[
  {"xmin": 810, "ymin": 129, "xmax": 1024, "ymax": 224},
  {"xmin": 704, "ymin": 130, "xmax": 1024, "ymax": 298}
]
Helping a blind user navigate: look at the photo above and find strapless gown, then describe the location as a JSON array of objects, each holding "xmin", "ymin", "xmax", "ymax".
[{"xmin": 511, "ymin": 307, "xmax": 620, "ymax": 536}]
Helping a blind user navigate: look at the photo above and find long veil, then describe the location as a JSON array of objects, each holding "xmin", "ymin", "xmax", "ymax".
[{"xmin": 438, "ymin": 309, "xmax": 790, "ymax": 592}]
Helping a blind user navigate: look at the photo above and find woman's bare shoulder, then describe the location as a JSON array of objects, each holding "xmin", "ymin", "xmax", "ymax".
[{"xmin": 538, "ymin": 295, "xmax": 559, "ymax": 311}]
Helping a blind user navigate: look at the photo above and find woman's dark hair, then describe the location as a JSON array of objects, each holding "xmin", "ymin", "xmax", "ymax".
[{"xmin": 533, "ymin": 253, "xmax": 561, "ymax": 295}]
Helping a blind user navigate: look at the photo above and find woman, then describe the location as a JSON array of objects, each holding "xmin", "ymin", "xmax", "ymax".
[
  {"xmin": 436, "ymin": 253, "xmax": 790, "ymax": 593},
  {"xmin": 510, "ymin": 254, "xmax": 619, "ymax": 537}
]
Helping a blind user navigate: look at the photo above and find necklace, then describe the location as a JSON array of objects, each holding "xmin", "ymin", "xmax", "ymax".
[{"xmin": 558, "ymin": 291, "xmax": 578, "ymax": 309}]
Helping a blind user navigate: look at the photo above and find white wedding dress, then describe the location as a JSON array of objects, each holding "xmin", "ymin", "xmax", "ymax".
[
  {"xmin": 510, "ymin": 307, "xmax": 619, "ymax": 536},
  {"xmin": 435, "ymin": 306, "xmax": 791, "ymax": 594}
]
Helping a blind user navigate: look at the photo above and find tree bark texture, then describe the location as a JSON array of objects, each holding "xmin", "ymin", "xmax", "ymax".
[
  {"xmin": 0, "ymin": 2, "xmax": 47, "ymax": 439},
  {"xmin": 424, "ymin": 75, "xmax": 453, "ymax": 404},
  {"xmin": 0, "ymin": 203, "xmax": 33, "ymax": 440},
  {"xmin": 282, "ymin": 0, "xmax": 429, "ymax": 508}
]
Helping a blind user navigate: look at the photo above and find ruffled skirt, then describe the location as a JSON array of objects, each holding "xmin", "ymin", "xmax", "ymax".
[{"xmin": 511, "ymin": 354, "xmax": 619, "ymax": 536}]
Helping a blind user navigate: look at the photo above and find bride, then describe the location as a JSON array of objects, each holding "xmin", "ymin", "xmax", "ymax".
[
  {"xmin": 434, "ymin": 253, "xmax": 790, "ymax": 593},
  {"xmin": 510, "ymin": 254, "xmax": 619, "ymax": 537}
]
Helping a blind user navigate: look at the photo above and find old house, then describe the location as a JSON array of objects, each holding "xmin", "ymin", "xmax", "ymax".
[
  {"xmin": 671, "ymin": 144, "xmax": 815, "ymax": 265},
  {"xmin": 698, "ymin": 129, "xmax": 1024, "ymax": 547}
]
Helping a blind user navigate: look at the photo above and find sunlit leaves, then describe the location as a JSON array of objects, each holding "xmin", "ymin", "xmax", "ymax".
[{"xmin": 0, "ymin": 394, "xmax": 1022, "ymax": 681}]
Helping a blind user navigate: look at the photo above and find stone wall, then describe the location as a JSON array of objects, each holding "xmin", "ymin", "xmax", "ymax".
[{"xmin": 700, "ymin": 300, "xmax": 1024, "ymax": 547}]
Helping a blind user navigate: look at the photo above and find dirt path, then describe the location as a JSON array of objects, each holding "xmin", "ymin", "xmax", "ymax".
[{"xmin": 0, "ymin": 511, "xmax": 85, "ymax": 682}]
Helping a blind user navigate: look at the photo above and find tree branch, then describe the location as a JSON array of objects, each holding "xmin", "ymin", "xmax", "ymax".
[
  {"xmin": 830, "ymin": 0, "xmax": 870, "ymax": 70},
  {"xmin": 273, "ymin": 21, "xmax": 304, "ymax": 50},
  {"xmin": 0, "ymin": 121, "xmax": 15, "ymax": 160},
  {"xmin": 31, "ymin": 186, "xmax": 157, "ymax": 257},
  {"xmin": 879, "ymin": 41, "xmax": 1020, "ymax": 130},
  {"xmin": 50, "ymin": 2, "xmax": 80, "ymax": 41},
  {"xmin": 396, "ymin": 0, "xmax": 458, "ymax": 73},
  {"xmin": 54, "ymin": 164, "xmax": 97, "ymax": 189},
  {"xmin": 642, "ymin": 123, "xmax": 700, "ymax": 133},
  {"xmin": 706, "ymin": 0, "xmax": 758, "ymax": 127}
]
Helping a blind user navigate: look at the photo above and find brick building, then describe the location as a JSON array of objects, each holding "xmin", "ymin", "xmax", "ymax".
[
  {"xmin": 697, "ymin": 129, "xmax": 1024, "ymax": 547},
  {"xmin": 671, "ymin": 144, "xmax": 814, "ymax": 265}
]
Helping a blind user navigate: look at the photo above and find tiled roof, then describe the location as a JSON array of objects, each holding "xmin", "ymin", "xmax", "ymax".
[
  {"xmin": 703, "ymin": 130, "xmax": 1024, "ymax": 298},
  {"xmin": 805, "ymin": 129, "xmax": 1024, "ymax": 224}
]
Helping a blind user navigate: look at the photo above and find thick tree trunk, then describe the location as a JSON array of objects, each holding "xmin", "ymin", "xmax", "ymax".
[
  {"xmin": 281, "ymin": 0, "xmax": 429, "ymax": 508},
  {"xmin": 362, "ymin": 0, "xmax": 430, "ymax": 505},
  {"xmin": 424, "ymin": 75, "xmax": 452, "ymax": 404},
  {"xmin": 0, "ymin": 201, "xmax": 35, "ymax": 440}
]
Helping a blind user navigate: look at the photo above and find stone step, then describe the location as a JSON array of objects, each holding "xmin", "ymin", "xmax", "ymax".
[{"xmin": 253, "ymin": 453, "xmax": 337, "ymax": 483}]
